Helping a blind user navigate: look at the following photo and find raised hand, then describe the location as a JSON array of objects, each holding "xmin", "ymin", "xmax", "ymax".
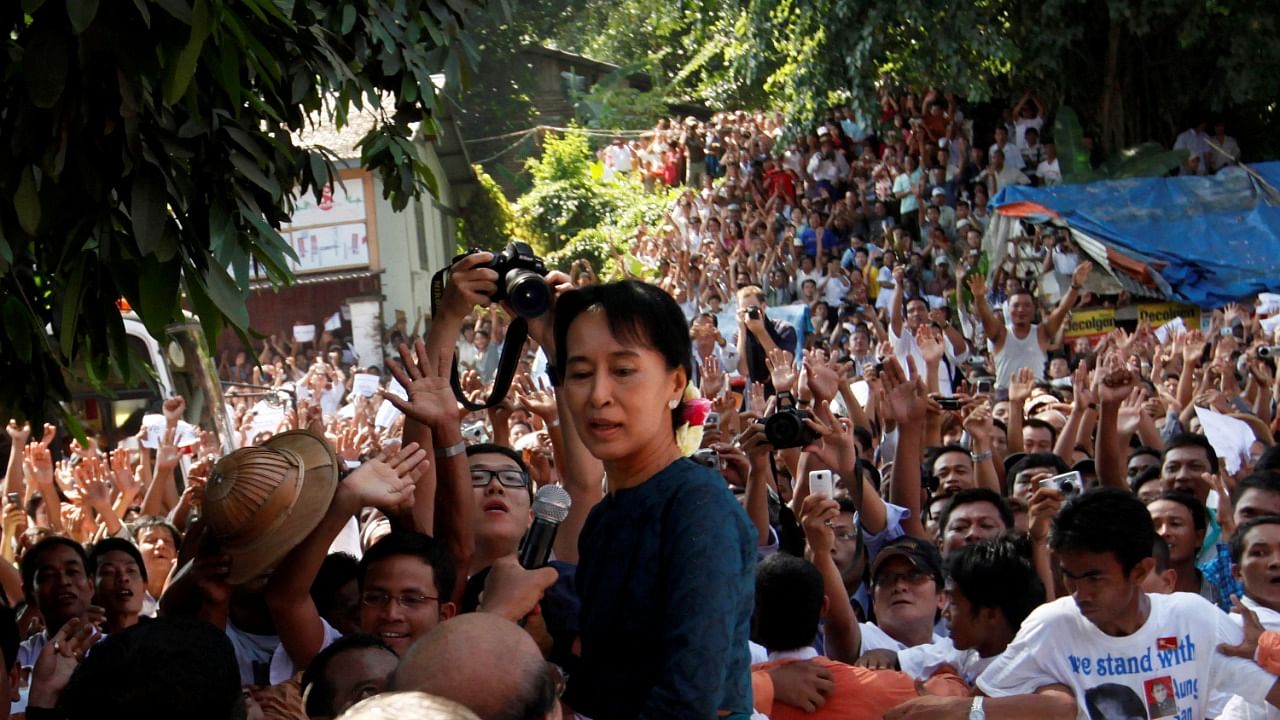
[
  {"xmin": 803, "ymin": 350, "xmax": 846, "ymax": 404},
  {"xmin": 916, "ymin": 326, "xmax": 945, "ymax": 367},
  {"xmin": 28, "ymin": 617, "xmax": 101, "ymax": 709},
  {"xmin": 1182, "ymin": 330, "xmax": 1207, "ymax": 367},
  {"xmin": 881, "ymin": 357, "xmax": 936, "ymax": 425},
  {"xmin": 700, "ymin": 355, "xmax": 726, "ymax": 399},
  {"xmin": 1008, "ymin": 366, "xmax": 1035, "ymax": 406},
  {"xmin": 1097, "ymin": 351, "xmax": 1137, "ymax": 405},
  {"xmin": 513, "ymin": 374, "xmax": 558, "ymax": 421},
  {"xmin": 1072, "ymin": 363, "xmax": 1096, "ymax": 410},
  {"xmin": 163, "ymin": 396, "xmax": 187, "ymax": 427},
  {"xmin": 1116, "ymin": 387, "xmax": 1147, "ymax": 437},
  {"xmin": 802, "ymin": 400, "xmax": 856, "ymax": 474},
  {"xmin": 5, "ymin": 420, "xmax": 30, "ymax": 446},
  {"xmin": 766, "ymin": 348, "xmax": 798, "ymax": 394},
  {"xmin": 798, "ymin": 493, "xmax": 839, "ymax": 558},
  {"xmin": 386, "ymin": 340, "xmax": 462, "ymax": 429},
  {"xmin": 155, "ymin": 427, "xmax": 181, "ymax": 473},
  {"xmin": 343, "ymin": 442, "xmax": 426, "ymax": 511},
  {"xmin": 1217, "ymin": 596, "xmax": 1265, "ymax": 660},
  {"xmin": 965, "ymin": 272, "xmax": 988, "ymax": 298},
  {"xmin": 1071, "ymin": 261, "xmax": 1093, "ymax": 289}
]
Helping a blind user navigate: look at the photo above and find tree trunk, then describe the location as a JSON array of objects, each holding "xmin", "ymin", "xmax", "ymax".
[{"xmin": 1098, "ymin": 22, "xmax": 1124, "ymax": 154}]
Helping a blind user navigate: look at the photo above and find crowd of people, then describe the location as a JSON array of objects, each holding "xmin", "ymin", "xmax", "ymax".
[{"xmin": 0, "ymin": 87, "xmax": 1273, "ymax": 720}]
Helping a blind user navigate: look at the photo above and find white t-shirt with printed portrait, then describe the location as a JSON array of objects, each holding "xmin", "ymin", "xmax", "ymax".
[{"xmin": 976, "ymin": 593, "xmax": 1277, "ymax": 720}]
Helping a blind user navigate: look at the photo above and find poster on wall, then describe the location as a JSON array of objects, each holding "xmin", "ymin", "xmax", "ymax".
[{"xmin": 255, "ymin": 175, "xmax": 373, "ymax": 275}]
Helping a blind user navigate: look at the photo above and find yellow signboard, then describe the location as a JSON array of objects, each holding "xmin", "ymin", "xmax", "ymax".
[
  {"xmin": 1065, "ymin": 308, "xmax": 1117, "ymax": 338},
  {"xmin": 1138, "ymin": 302, "xmax": 1201, "ymax": 329}
]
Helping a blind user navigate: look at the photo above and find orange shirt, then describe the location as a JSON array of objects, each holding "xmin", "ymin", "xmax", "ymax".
[{"xmin": 752, "ymin": 656, "xmax": 970, "ymax": 719}]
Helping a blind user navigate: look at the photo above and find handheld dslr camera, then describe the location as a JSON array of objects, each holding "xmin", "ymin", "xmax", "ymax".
[
  {"xmin": 764, "ymin": 391, "xmax": 818, "ymax": 449},
  {"xmin": 455, "ymin": 241, "xmax": 550, "ymax": 319}
]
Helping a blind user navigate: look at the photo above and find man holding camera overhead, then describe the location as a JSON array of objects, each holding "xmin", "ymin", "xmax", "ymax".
[{"xmin": 736, "ymin": 285, "xmax": 797, "ymax": 399}]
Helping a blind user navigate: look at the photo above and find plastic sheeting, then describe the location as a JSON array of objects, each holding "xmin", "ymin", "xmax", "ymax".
[{"xmin": 991, "ymin": 163, "xmax": 1280, "ymax": 308}]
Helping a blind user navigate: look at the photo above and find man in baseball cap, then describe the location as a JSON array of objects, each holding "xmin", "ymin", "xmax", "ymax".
[{"xmin": 858, "ymin": 537, "xmax": 947, "ymax": 655}]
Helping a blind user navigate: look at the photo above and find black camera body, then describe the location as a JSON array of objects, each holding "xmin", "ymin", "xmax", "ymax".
[
  {"xmin": 764, "ymin": 392, "xmax": 818, "ymax": 449},
  {"xmin": 746, "ymin": 306, "xmax": 761, "ymax": 320},
  {"xmin": 458, "ymin": 242, "xmax": 550, "ymax": 319}
]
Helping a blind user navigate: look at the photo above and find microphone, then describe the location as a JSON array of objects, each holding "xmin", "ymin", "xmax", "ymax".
[{"xmin": 518, "ymin": 485, "xmax": 572, "ymax": 569}]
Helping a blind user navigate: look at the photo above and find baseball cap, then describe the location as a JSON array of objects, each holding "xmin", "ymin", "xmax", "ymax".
[
  {"xmin": 931, "ymin": 186, "xmax": 946, "ymax": 197},
  {"xmin": 934, "ymin": 255, "xmax": 950, "ymax": 267},
  {"xmin": 870, "ymin": 536, "xmax": 944, "ymax": 586}
]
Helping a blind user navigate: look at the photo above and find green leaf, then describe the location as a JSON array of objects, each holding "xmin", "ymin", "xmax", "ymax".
[
  {"xmin": 341, "ymin": 4, "xmax": 357, "ymax": 34},
  {"xmin": 131, "ymin": 167, "xmax": 168, "ymax": 256},
  {"xmin": 2, "ymin": 298, "xmax": 31, "ymax": 364},
  {"xmin": 137, "ymin": 258, "xmax": 182, "ymax": 339},
  {"xmin": 152, "ymin": 0, "xmax": 192, "ymax": 23},
  {"xmin": 1053, "ymin": 107, "xmax": 1093, "ymax": 183},
  {"xmin": 67, "ymin": 0, "xmax": 100, "ymax": 34},
  {"xmin": 163, "ymin": 0, "xmax": 212, "ymax": 105},
  {"xmin": 14, "ymin": 167, "xmax": 41, "ymax": 235},
  {"xmin": 59, "ymin": 262, "xmax": 85, "ymax": 360},
  {"xmin": 23, "ymin": 31, "xmax": 69, "ymax": 109},
  {"xmin": 230, "ymin": 151, "xmax": 282, "ymax": 199},
  {"xmin": 201, "ymin": 256, "xmax": 250, "ymax": 330}
]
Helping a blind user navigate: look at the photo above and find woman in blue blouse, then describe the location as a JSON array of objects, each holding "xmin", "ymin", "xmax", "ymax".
[{"xmin": 553, "ymin": 280, "xmax": 755, "ymax": 719}]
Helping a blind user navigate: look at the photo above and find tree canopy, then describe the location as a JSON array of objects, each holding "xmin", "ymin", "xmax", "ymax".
[{"xmin": 0, "ymin": 0, "xmax": 492, "ymax": 422}]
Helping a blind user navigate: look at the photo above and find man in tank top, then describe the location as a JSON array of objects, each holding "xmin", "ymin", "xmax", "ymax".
[{"xmin": 967, "ymin": 262, "xmax": 1091, "ymax": 390}]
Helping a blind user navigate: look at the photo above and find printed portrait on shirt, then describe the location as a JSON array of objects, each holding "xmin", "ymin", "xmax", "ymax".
[
  {"xmin": 1084, "ymin": 683, "xmax": 1148, "ymax": 720},
  {"xmin": 1143, "ymin": 676, "xmax": 1178, "ymax": 719}
]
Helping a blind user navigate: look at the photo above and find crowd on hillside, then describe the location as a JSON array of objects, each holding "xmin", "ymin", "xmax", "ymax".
[{"xmin": 0, "ymin": 88, "xmax": 1274, "ymax": 720}]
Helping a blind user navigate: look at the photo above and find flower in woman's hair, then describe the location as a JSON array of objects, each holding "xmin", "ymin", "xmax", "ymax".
[{"xmin": 682, "ymin": 397, "xmax": 712, "ymax": 427}]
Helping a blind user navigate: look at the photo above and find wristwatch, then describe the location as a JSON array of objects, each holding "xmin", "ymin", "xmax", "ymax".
[
  {"xmin": 969, "ymin": 697, "xmax": 986, "ymax": 720},
  {"xmin": 970, "ymin": 450, "xmax": 992, "ymax": 462}
]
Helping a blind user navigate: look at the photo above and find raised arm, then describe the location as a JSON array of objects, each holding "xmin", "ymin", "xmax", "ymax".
[
  {"xmin": 883, "ymin": 358, "xmax": 934, "ymax": 540},
  {"xmin": 265, "ymin": 445, "xmax": 423, "ymax": 673},
  {"xmin": 800, "ymin": 494, "xmax": 862, "ymax": 663},
  {"xmin": 1094, "ymin": 351, "xmax": 1138, "ymax": 489},
  {"xmin": 1041, "ymin": 262, "xmax": 1092, "ymax": 342},
  {"xmin": 965, "ymin": 273, "xmax": 1004, "ymax": 346}
]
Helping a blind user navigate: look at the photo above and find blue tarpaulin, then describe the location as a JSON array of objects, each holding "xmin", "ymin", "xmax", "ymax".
[{"xmin": 991, "ymin": 163, "xmax": 1280, "ymax": 308}]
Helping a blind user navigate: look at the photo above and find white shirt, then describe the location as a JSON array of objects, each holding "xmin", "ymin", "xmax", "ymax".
[
  {"xmin": 821, "ymin": 274, "xmax": 851, "ymax": 306},
  {"xmin": 226, "ymin": 622, "xmax": 281, "ymax": 688},
  {"xmin": 977, "ymin": 593, "xmax": 1277, "ymax": 720},
  {"xmin": 860, "ymin": 621, "xmax": 946, "ymax": 654},
  {"xmin": 889, "ymin": 325, "xmax": 962, "ymax": 396},
  {"xmin": 1037, "ymin": 158, "xmax": 1062, "ymax": 185},
  {"xmin": 899, "ymin": 636, "xmax": 998, "ymax": 685},
  {"xmin": 989, "ymin": 141, "xmax": 1026, "ymax": 170},
  {"xmin": 1217, "ymin": 597, "xmax": 1280, "ymax": 719},
  {"xmin": 269, "ymin": 617, "xmax": 343, "ymax": 684},
  {"xmin": 1014, "ymin": 117, "xmax": 1044, "ymax": 149},
  {"xmin": 1174, "ymin": 129, "xmax": 1211, "ymax": 175}
]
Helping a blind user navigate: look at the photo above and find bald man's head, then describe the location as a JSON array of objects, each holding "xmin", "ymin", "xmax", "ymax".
[
  {"xmin": 392, "ymin": 614, "xmax": 556, "ymax": 720},
  {"xmin": 337, "ymin": 691, "xmax": 480, "ymax": 719}
]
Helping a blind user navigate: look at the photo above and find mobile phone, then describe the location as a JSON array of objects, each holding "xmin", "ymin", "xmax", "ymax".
[
  {"xmin": 975, "ymin": 377, "xmax": 995, "ymax": 395},
  {"xmin": 6, "ymin": 493, "xmax": 18, "ymax": 505},
  {"xmin": 1039, "ymin": 471, "xmax": 1083, "ymax": 498},
  {"xmin": 691, "ymin": 448, "xmax": 719, "ymax": 470},
  {"xmin": 937, "ymin": 397, "xmax": 962, "ymax": 411},
  {"xmin": 809, "ymin": 469, "xmax": 834, "ymax": 499},
  {"xmin": 706, "ymin": 412, "xmax": 720, "ymax": 429}
]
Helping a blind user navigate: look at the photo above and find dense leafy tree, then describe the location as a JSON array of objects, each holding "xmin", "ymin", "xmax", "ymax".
[{"xmin": 0, "ymin": 0, "xmax": 491, "ymax": 422}]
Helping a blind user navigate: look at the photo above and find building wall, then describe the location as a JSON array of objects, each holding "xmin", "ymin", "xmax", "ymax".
[{"xmin": 376, "ymin": 140, "xmax": 460, "ymax": 336}]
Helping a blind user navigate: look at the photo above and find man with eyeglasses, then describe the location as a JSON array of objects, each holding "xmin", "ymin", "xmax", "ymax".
[
  {"xmin": 464, "ymin": 444, "xmax": 534, "ymax": 577},
  {"xmin": 265, "ymin": 447, "xmax": 453, "ymax": 679},
  {"xmin": 857, "ymin": 537, "xmax": 948, "ymax": 656}
]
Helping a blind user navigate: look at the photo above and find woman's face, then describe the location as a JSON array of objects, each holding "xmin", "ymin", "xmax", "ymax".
[{"xmin": 562, "ymin": 309, "xmax": 685, "ymax": 465}]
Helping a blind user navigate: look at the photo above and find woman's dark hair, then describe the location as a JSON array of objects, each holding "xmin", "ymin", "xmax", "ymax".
[
  {"xmin": 358, "ymin": 531, "xmax": 456, "ymax": 602},
  {"xmin": 1150, "ymin": 491, "xmax": 1207, "ymax": 534},
  {"xmin": 1230, "ymin": 515, "xmax": 1280, "ymax": 565},
  {"xmin": 553, "ymin": 280, "xmax": 692, "ymax": 431},
  {"xmin": 1051, "ymin": 488, "xmax": 1156, "ymax": 573},
  {"xmin": 946, "ymin": 538, "xmax": 1044, "ymax": 632}
]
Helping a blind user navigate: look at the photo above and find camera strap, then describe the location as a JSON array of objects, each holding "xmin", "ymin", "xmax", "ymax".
[{"xmin": 429, "ymin": 266, "xmax": 529, "ymax": 412}]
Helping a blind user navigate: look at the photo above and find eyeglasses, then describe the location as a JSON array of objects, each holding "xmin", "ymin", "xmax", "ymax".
[
  {"xmin": 834, "ymin": 529, "xmax": 859, "ymax": 542},
  {"xmin": 470, "ymin": 469, "xmax": 530, "ymax": 489},
  {"xmin": 359, "ymin": 591, "xmax": 438, "ymax": 609},
  {"xmin": 875, "ymin": 569, "xmax": 932, "ymax": 587}
]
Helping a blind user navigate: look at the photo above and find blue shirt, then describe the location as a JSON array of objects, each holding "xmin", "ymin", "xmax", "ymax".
[
  {"xmin": 566, "ymin": 459, "xmax": 756, "ymax": 719},
  {"xmin": 1198, "ymin": 541, "xmax": 1244, "ymax": 612}
]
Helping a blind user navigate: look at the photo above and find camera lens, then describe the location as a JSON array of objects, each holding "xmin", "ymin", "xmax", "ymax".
[
  {"xmin": 505, "ymin": 269, "xmax": 550, "ymax": 318},
  {"xmin": 1261, "ymin": 347, "xmax": 1274, "ymax": 359}
]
